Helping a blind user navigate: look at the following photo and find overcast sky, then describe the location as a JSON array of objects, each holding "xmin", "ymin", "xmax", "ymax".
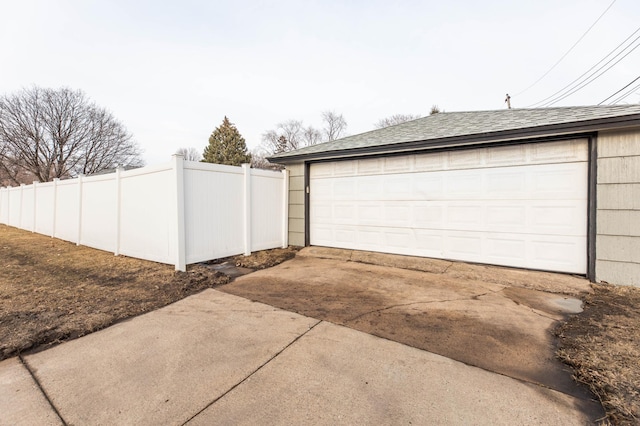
[{"xmin": 1, "ymin": 0, "xmax": 639, "ymax": 165}]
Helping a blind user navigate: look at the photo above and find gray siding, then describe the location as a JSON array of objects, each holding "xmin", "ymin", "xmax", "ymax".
[
  {"xmin": 596, "ymin": 130, "xmax": 640, "ymax": 287},
  {"xmin": 287, "ymin": 163, "xmax": 305, "ymax": 246}
]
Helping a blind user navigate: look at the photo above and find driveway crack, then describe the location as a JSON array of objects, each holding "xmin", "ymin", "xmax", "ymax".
[
  {"xmin": 19, "ymin": 355, "xmax": 68, "ymax": 426},
  {"xmin": 346, "ymin": 289, "xmax": 504, "ymax": 322},
  {"xmin": 182, "ymin": 320, "xmax": 322, "ymax": 425}
]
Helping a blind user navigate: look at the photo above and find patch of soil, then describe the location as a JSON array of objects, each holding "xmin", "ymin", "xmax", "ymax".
[
  {"xmin": 556, "ymin": 283, "xmax": 640, "ymax": 425},
  {"xmin": 230, "ymin": 247, "xmax": 300, "ymax": 270},
  {"xmin": 0, "ymin": 224, "xmax": 292, "ymax": 360}
]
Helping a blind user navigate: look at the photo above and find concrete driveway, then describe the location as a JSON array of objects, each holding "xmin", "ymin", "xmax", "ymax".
[{"xmin": 1, "ymin": 249, "xmax": 604, "ymax": 424}]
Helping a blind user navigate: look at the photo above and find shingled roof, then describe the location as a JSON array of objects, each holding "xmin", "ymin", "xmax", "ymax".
[{"xmin": 269, "ymin": 105, "xmax": 640, "ymax": 163}]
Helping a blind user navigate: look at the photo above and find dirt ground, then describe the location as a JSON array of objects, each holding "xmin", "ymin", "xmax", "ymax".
[
  {"xmin": 2, "ymin": 224, "xmax": 638, "ymax": 425},
  {"xmin": 0, "ymin": 224, "xmax": 297, "ymax": 360}
]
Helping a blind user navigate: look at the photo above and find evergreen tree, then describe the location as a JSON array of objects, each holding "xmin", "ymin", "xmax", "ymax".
[{"xmin": 202, "ymin": 116, "xmax": 251, "ymax": 166}]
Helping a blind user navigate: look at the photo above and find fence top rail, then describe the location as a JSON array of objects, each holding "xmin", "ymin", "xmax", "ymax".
[
  {"xmin": 56, "ymin": 179, "xmax": 79, "ymax": 187},
  {"xmin": 83, "ymin": 173, "xmax": 117, "ymax": 183},
  {"xmin": 249, "ymin": 168, "xmax": 286, "ymax": 178},
  {"xmin": 121, "ymin": 163, "xmax": 173, "ymax": 179},
  {"xmin": 183, "ymin": 161, "xmax": 244, "ymax": 174}
]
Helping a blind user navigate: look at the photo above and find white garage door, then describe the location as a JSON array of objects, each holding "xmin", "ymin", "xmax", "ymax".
[{"xmin": 310, "ymin": 139, "xmax": 588, "ymax": 274}]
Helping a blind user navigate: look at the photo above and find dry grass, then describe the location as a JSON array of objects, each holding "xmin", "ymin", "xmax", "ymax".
[
  {"xmin": 0, "ymin": 224, "xmax": 294, "ymax": 360},
  {"xmin": 556, "ymin": 283, "xmax": 640, "ymax": 425}
]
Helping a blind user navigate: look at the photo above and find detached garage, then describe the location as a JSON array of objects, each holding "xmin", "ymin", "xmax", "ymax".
[{"xmin": 269, "ymin": 106, "xmax": 640, "ymax": 287}]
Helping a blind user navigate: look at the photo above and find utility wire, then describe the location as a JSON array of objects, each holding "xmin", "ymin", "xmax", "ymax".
[
  {"xmin": 608, "ymin": 80, "xmax": 640, "ymax": 104},
  {"xmin": 599, "ymin": 74, "xmax": 640, "ymax": 104},
  {"xmin": 538, "ymin": 36, "xmax": 640, "ymax": 107},
  {"xmin": 527, "ymin": 25, "xmax": 640, "ymax": 107},
  {"xmin": 513, "ymin": 0, "xmax": 617, "ymax": 97}
]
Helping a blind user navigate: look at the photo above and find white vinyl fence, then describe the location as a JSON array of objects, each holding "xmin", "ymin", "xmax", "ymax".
[{"xmin": 0, "ymin": 155, "xmax": 288, "ymax": 271}]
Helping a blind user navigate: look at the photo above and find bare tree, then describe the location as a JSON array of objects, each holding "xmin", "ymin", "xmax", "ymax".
[
  {"xmin": 260, "ymin": 111, "xmax": 347, "ymax": 157},
  {"xmin": 261, "ymin": 120, "xmax": 304, "ymax": 153},
  {"xmin": 175, "ymin": 147, "xmax": 201, "ymax": 161},
  {"xmin": 302, "ymin": 125, "xmax": 322, "ymax": 146},
  {"xmin": 430, "ymin": 105, "xmax": 442, "ymax": 115},
  {"xmin": 321, "ymin": 110, "xmax": 347, "ymax": 141},
  {"xmin": 250, "ymin": 146, "xmax": 283, "ymax": 170},
  {"xmin": 374, "ymin": 113, "xmax": 421, "ymax": 129},
  {"xmin": 0, "ymin": 87, "xmax": 143, "ymax": 185}
]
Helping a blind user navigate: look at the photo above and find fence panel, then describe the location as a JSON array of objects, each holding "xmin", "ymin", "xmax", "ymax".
[
  {"xmin": 20, "ymin": 185, "xmax": 35, "ymax": 231},
  {"xmin": 250, "ymin": 169, "xmax": 286, "ymax": 252},
  {"xmin": 35, "ymin": 182, "xmax": 55, "ymax": 236},
  {"xmin": 1, "ymin": 157, "xmax": 288, "ymax": 270},
  {"xmin": 118, "ymin": 165, "xmax": 177, "ymax": 265},
  {"xmin": 54, "ymin": 179, "xmax": 80, "ymax": 243},
  {"xmin": 7, "ymin": 187, "xmax": 22, "ymax": 227},
  {"xmin": 183, "ymin": 162, "xmax": 245, "ymax": 264},
  {"xmin": 80, "ymin": 174, "xmax": 118, "ymax": 252}
]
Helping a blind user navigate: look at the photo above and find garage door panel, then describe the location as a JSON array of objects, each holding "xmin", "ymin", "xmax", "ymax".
[
  {"xmin": 486, "ymin": 205, "xmax": 527, "ymax": 228},
  {"xmin": 449, "ymin": 149, "xmax": 483, "ymax": 168},
  {"xmin": 414, "ymin": 205, "xmax": 444, "ymax": 228},
  {"xmin": 413, "ymin": 175, "xmax": 444, "ymax": 198},
  {"xmin": 310, "ymin": 140, "xmax": 588, "ymax": 274},
  {"xmin": 531, "ymin": 140, "xmax": 588, "ymax": 163},
  {"xmin": 357, "ymin": 158, "xmax": 383, "ymax": 174},
  {"xmin": 487, "ymin": 145, "xmax": 527, "ymax": 166},
  {"xmin": 445, "ymin": 173, "xmax": 483, "ymax": 197},
  {"xmin": 334, "ymin": 161, "xmax": 356, "ymax": 176},
  {"xmin": 446, "ymin": 205, "xmax": 484, "ymax": 228},
  {"xmin": 356, "ymin": 176, "xmax": 383, "ymax": 199},
  {"xmin": 486, "ymin": 171, "xmax": 526, "ymax": 195},
  {"xmin": 446, "ymin": 234, "xmax": 483, "ymax": 258},
  {"xmin": 384, "ymin": 156, "xmax": 413, "ymax": 173},
  {"xmin": 383, "ymin": 176, "xmax": 413, "ymax": 198},
  {"xmin": 414, "ymin": 152, "xmax": 446, "ymax": 171},
  {"xmin": 384, "ymin": 205, "xmax": 411, "ymax": 226},
  {"xmin": 333, "ymin": 204, "xmax": 356, "ymax": 223},
  {"xmin": 333, "ymin": 180, "xmax": 355, "ymax": 199},
  {"xmin": 358, "ymin": 203, "xmax": 382, "ymax": 223},
  {"xmin": 485, "ymin": 237, "xmax": 527, "ymax": 262},
  {"xmin": 530, "ymin": 236, "xmax": 586, "ymax": 273},
  {"xmin": 530, "ymin": 203, "xmax": 585, "ymax": 235},
  {"xmin": 311, "ymin": 180, "xmax": 332, "ymax": 200},
  {"xmin": 532, "ymin": 165, "xmax": 586, "ymax": 197},
  {"xmin": 310, "ymin": 162, "xmax": 334, "ymax": 178}
]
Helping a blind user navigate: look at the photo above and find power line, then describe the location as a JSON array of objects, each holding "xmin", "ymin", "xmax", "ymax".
[
  {"xmin": 527, "ymin": 25, "xmax": 640, "ymax": 107},
  {"xmin": 608, "ymin": 80, "xmax": 640, "ymax": 104},
  {"xmin": 539, "ymin": 36, "xmax": 640, "ymax": 107},
  {"xmin": 513, "ymin": 0, "xmax": 617, "ymax": 97},
  {"xmin": 599, "ymin": 74, "xmax": 640, "ymax": 104}
]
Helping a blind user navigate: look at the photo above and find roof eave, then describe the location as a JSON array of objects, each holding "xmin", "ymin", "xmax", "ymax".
[{"xmin": 268, "ymin": 113, "xmax": 640, "ymax": 164}]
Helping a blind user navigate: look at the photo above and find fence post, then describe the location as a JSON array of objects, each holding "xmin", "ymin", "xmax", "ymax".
[
  {"xmin": 242, "ymin": 163, "xmax": 251, "ymax": 256},
  {"xmin": 173, "ymin": 155, "xmax": 186, "ymax": 272},
  {"xmin": 114, "ymin": 167, "xmax": 122, "ymax": 256},
  {"xmin": 281, "ymin": 168, "xmax": 289, "ymax": 248},
  {"xmin": 19, "ymin": 184, "xmax": 25, "ymax": 230},
  {"xmin": 5, "ymin": 187, "xmax": 9, "ymax": 226},
  {"xmin": 77, "ymin": 174, "xmax": 84, "ymax": 246},
  {"xmin": 32, "ymin": 181, "xmax": 38, "ymax": 232},
  {"xmin": 52, "ymin": 178, "xmax": 59, "ymax": 238}
]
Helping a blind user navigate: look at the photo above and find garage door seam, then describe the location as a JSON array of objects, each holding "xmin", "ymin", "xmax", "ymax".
[{"xmin": 182, "ymin": 319, "xmax": 322, "ymax": 425}]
